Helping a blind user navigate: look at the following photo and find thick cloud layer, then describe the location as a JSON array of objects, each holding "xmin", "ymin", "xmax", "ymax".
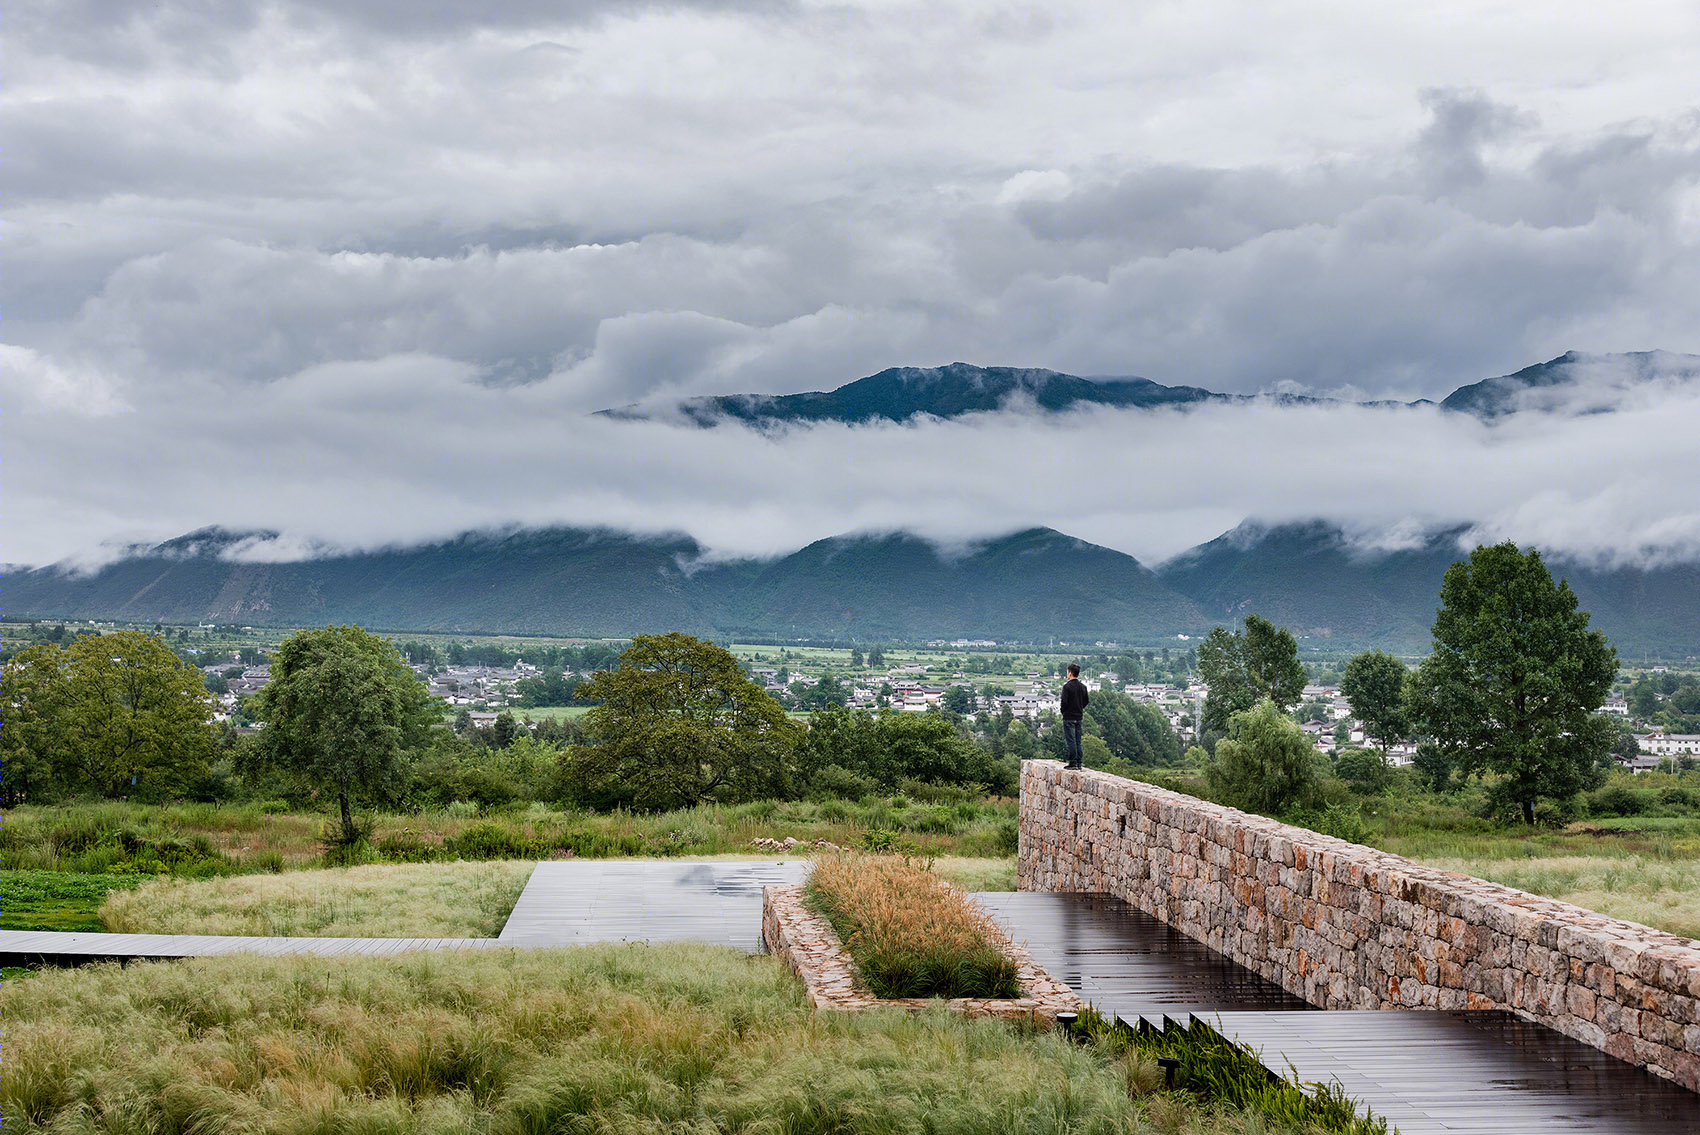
[{"xmin": 6, "ymin": 1, "xmax": 1699, "ymax": 566}]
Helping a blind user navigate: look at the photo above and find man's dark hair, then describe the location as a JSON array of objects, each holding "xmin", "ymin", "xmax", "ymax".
[{"xmin": 1067, "ymin": 663, "xmax": 1080, "ymax": 677}]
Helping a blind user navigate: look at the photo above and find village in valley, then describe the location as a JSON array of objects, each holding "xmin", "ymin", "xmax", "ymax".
[{"xmin": 171, "ymin": 625, "xmax": 1700, "ymax": 775}]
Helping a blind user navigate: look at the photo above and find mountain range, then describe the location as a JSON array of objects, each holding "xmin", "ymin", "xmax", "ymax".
[
  {"xmin": 600, "ymin": 349, "xmax": 1700, "ymax": 427},
  {"xmin": 10, "ymin": 350, "xmax": 1698, "ymax": 654},
  {"xmin": 7, "ymin": 521, "xmax": 1696, "ymax": 655}
]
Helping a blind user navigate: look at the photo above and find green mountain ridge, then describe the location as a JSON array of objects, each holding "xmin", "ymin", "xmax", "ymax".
[
  {"xmin": 7, "ymin": 521, "xmax": 1697, "ymax": 654},
  {"xmin": 0, "ymin": 526, "xmax": 1204, "ymax": 643}
]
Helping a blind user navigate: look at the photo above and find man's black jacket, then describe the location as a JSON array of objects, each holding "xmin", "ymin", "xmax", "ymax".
[{"xmin": 1060, "ymin": 678, "xmax": 1090, "ymax": 721}]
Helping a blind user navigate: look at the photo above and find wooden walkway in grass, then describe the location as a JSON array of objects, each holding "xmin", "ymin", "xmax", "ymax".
[
  {"xmin": 0, "ymin": 930, "xmax": 510, "ymax": 966},
  {"xmin": 978, "ymin": 890, "xmax": 1700, "ymax": 1134},
  {"xmin": 498, "ymin": 859, "xmax": 807, "ymax": 950},
  {"xmin": 0, "ymin": 859, "xmax": 807, "ymax": 967}
]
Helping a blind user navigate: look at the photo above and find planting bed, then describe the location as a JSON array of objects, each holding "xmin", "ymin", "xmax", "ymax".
[{"xmin": 762, "ymin": 883, "xmax": 1082, "ymax": 1022}]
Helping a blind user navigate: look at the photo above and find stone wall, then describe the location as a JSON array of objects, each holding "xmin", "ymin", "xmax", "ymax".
[{"xmin": 1019, "ymin": 760, "xmax": 1700, "ymax": 1092}]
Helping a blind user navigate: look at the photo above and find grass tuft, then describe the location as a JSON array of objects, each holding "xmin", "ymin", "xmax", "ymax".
[{"xmin": 806, "ymin": 853, "xmax": 1022, "ymax": 999}]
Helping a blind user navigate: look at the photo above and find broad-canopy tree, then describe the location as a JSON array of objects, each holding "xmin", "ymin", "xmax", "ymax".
[
  {"xmin": 1206, "ymin": 698, "xmax": 1320, "ymax": 816},
  {"xmin": 1, "ymin": 631, "xmax": 216, "ymax": 802},
  {"xmin": 249, "ymin": 625, "xmax": 437, "ymax": 846},
  {"xmin": 1406, "ymin": 542, "xmax": 1618, "ymax": 824},
  {"xmin": 1340, "ymin": 649, "xmax": 1410, "ymax": 756},
  {"xmin": 1196, "ymin": 614, "xmax": 1306, "ymax": 731},
  {"xmin": 798, "ymin": 703, "xmax": 1007, "ymax": 794},
  {"xmin": 571, "ymin": 633, "xmax": 803, "ymax": 811}
]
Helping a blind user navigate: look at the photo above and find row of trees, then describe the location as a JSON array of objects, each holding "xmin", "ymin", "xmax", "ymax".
[
  {"xmin": 1, "ymin": 540, "xmax": 1629, "ymax": 834},
  {"xmin": 1197, "ymin": 543, "xmax": 1620, "ymax": 824}
]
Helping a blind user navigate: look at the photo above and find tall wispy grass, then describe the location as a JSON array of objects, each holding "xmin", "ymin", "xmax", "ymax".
[
  {"xmin": 1, "ymin": 945, "xmax": 1225, "ymax": 1134},
  {"xmin": 1421, "ymin": 854, "xmax": 1700, "ymax": 941},
  {"xmin": 807, "ymin": 854, "xmax": 1021, "ymax": 999},
  {"xmin": 97, "ymin": 860, "xmax": 535, "ymax": 938},
  {"xmin": 1, "ymin": 797, "xmax": 1020, "ymax": 875}
]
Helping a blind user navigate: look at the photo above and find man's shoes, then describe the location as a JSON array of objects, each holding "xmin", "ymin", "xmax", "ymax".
[{"xmin": 1065, "ymin": 762, "xmax": 1082, "ymax": 770}]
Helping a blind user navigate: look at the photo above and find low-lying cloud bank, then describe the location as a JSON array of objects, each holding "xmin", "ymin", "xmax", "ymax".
[{"xmin": 10, "ymin": 346, "xmax": 1697, "ymax": 573}]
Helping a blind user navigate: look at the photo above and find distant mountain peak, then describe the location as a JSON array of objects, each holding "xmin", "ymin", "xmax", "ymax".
[
  {"xmin": 598, "ymin": 362, "xmax": 1222, "ymax": 427},
  {"xmin": 1440, "ymin": 350, "xmax": 1700, "ymax": 419},
  {"xmin": 600, "ymin": 351, "xmax": 1700, "ymax": 428}
]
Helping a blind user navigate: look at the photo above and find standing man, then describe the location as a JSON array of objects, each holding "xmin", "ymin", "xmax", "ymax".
[{"xmin": 1060, "ymin": 663, "xmax": 1089, "ymax": 769}]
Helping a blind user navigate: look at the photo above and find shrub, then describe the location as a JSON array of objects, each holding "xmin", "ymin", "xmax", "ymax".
[
  {"xmin": 1285, "ymin": 804, "xmax": 1374, "ymax": 847},
  {"xmin": 1588, "ymin": 784, "xmax": 1649, "ymax": 817},
  {"xmin": 805, "ymin": 853, "xmax": 1020, "ymax": 999}
]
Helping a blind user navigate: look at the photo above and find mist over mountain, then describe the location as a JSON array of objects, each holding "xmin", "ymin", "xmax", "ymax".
[
  {"xmin": 1439, "ymin": 350, "xmax": 1700, "ymax": 420},
  {"xmin": 1, "ymin": 526, "xmax": 1200, "ymax": 643},
  {"xmin": 599, "ymin": 351, "xmax": 1700, "ymax": 428},
  {"xmin": 8, "ymin": 518, "xmax": 1697, "ymax": 655},
  {"xmin": 1156, "ymin": 520, "xmax": 1700, "ymax": 656},
  {"xmin": 716, "ymin": 528, "xmax": 1207, "ymax": 642}
]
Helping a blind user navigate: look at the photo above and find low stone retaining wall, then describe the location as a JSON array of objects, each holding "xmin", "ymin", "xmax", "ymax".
[
  {"xmin": 761, "ymin": 884, "xmax": 1083, "ymax": 1022},
  {"xmin": 1019, "ymin": 760, "xmax": 1700, "ymax": 1092}
]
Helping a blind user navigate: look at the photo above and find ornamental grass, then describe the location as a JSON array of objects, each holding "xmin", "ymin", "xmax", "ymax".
[{"xmin": 805, "ymin": 853, "xmax": 1022, "ymax": 1000}]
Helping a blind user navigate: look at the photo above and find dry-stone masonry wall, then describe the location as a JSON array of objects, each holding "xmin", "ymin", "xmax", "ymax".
[{"xmin": 1019, "ymin": 760, "xmax": 1700, "ymax": 1091}]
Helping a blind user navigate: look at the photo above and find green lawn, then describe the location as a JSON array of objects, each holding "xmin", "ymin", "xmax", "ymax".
[{"xmin": 0, "ymin": 870, "xmax": 143, "ymax": 932}]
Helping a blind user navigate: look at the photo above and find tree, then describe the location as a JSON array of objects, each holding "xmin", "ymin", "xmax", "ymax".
[
  {"xmin": 250, "ymin": 625, "xmax": 437, "ymax": 846},
  {"xmin": 1334, "ymin": 748, "xmax": 1391, "ymax": 793},
  {"xmin": 1086, "ymin": 688, "xmax": 1181, "ymax": 766},
  {"xmin": 941, "ymin": 685, "xmax": 973, "ymax": 716},
  {"xmin": 1196, "ymin": 614, "xmax": 1306, "ymax": 730},
  {"xmin": 2, "ymin": 632, "xmax": 217, "ymax": 802},
  {"xmin": 1207, "ymin": 699, "xmax": 1321, "ymax": 816},
  {"xmin": 1406, "ymin": 543, "xmax": 1618, "ymax": 824},
  {"xmin": 570, "ymin": 633, "xmax": 803, "ymax": 811},
  {"xmin": 1340, "ymin": 650, "xmax": 1410, "ymax": 755}
]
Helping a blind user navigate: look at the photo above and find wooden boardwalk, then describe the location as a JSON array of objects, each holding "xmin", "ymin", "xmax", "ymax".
[
  {"xmin": 0, "ymin": 929, "xmax": 509, "ymax": 966},
  {"xmin": 973, "ymin": 890, "xmax": 1312, "ymax": 1026},
  {"xmin": 0, "ymin": 859, "xmax": 808, "ymax": 966},
  {"xmin": 1201, "ymin": 1009, "xmax": 1700, "ymax": 1134},
  {"xmin": 977, "ymin": 891, "xmax": 1698, "ymax": 1132},
  {"xmin": 498, "ymin": 859, "xmax": 807, "ymax": 950}
]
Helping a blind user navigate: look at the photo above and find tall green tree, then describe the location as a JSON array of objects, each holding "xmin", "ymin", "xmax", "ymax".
[
  {"xmin": 1, "ymin": 631, "xmax": 216, "ymax": 801},
  {"xmin": 570, "ymin": 633, "xmax": 803, "ymax": 811},
  {"xmin": 1406, "ymin": 543, "xmax": 1618, "ymax": 824},
  {"xmin": 1340, "ymin": 650, "xmax": 1410, "ymax": 755},
  {"xmin": 1196, "ymin": 614, "xmax": 1306, "ymax": 730},
  {"xmin": 1206, "ymin": 698, "xmax": 1320, "ymax": 816},
  {"xmin": 1086, "ymin": 688, "xmax": 1182, "ymax": 766},
  {"xmin": 250, "ymin": 625, "xmax": 437, "ymax": 846}
]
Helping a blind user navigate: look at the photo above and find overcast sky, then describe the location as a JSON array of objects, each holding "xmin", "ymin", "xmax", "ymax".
[{"xmin": 7, "ymin": 0, "xmax": 1700, "ymax": 568}]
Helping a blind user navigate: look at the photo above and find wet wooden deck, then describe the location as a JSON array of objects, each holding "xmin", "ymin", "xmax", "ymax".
[
  {"xmin": 977, "ymin": 890, "xmax": 1699, "ymax": 1132},
  {"xmin": 973, "ymin": 890, "xmax": 1313, "ymax": 1026},
  {"xmin": 1203, "ymin": 1009, "xmax": 1700, "ymax": 1134}
]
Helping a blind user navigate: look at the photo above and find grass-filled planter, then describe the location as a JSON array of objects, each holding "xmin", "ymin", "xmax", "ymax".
[{"xmin": 803, "ymin": 854, "xmax": 1020, "ymax": 999}]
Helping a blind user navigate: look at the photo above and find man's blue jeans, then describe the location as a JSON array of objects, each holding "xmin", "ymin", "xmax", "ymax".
[{"xmin": 1062, "ymin": 718, "xmax": 1084, "ymax": 768}]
